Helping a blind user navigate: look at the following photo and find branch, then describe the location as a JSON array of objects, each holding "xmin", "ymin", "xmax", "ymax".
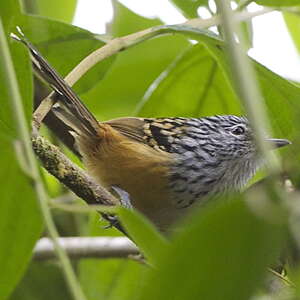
[
  {"xmin": 33, "ymin": 237, "xmax": 139, "ymax": 260},
  {"xmin": 31, "ymin": 135, "xmax": 119, "ymax": 207}
]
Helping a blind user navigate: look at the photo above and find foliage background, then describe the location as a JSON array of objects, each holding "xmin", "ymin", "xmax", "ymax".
[{"xmin": 1, "ymin": 0, "xmax": 300, "ymax": 300}]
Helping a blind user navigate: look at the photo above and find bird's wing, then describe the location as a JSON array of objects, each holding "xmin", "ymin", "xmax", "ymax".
[{"xmin": 106, "ymin": 117, "xmax": 188, "ymax": 153}]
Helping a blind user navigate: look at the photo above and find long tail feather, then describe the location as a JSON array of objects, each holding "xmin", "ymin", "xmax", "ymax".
[{"xmin": 11, "ymin": 28, "xmax": 99, "ymax": 138}]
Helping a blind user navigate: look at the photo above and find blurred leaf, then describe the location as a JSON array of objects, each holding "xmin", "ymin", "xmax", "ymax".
[
  {"xmin": 138, "ymin": 198, "xmax": 285, "ymax": 300},
  {"xmin": 255, "ymin": 0, "xmax": 300, "ymax": 6},
  {"xmin": 118, "ymin": 207, "xmax": 169, "ymax": 265},
  {"xmin": 284, "ymin": 11, "xmax": 300, "ymax": 54},
  {"xmin": 20, "ymin": 15, "xmax": 115, "ymax": 94},
  {"xmin": 0, "ymin": 2, "xmax": 43, "ymax": 299},
  {"xmin": 79, "ymin": 212, "xmax": 146, "ymax": 300},
  {"xmin": 169, "ymin": 0, "xmax": 208, "ymax": 18},
  {"xmin": 10, "ymin": 262, "xmax": 71, "ymax": 300},
  {"xmin": 0, "ymin": 144, "xmax": 43, "ymax": 300},
  {"xmin": 22, "ymin": 0, "xmax": 77, "ymax": 23},
  {"xmin": 80, "ymin": 258, "xmax": 146, "ymax": 300},
  {"xmin": 81, "ymin": 1, "xmax": 189, "ymax": 120},
  {"xmin": 32, "ymin": 0, "xmax": 77, "ymax": 23}
]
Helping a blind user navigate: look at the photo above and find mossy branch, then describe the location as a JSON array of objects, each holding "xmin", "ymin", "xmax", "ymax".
[{"xmin": 32, "ymin": 135, "xmax": 119, "ymax": 207}]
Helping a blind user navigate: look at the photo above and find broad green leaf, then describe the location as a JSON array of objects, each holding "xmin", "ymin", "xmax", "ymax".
[
  {"xmin": 284, "ymin": 11, "xmax": 300, "ymax": 54},
  {"xmin": 0, "ymin": 2, "xmax": 43, "ymax": 299},
  {"xmin": 138, "ymin": 198, "xmax": 285, "ymax": 300},
  {"xmin": 81, "ymin": 1, "xmax": 189, "ymax": 120},
  {"xmin": 169, "ymin": 0, "xmax": 208, "ymax": 18},
  {"xmin": 10, "ymin": 262, "xmax": 72, "ymax": 300},
  {"xmin": 255, "ymin": 0, "xmax": 300, "ymax": 6},
  {"xmin": 79, "ymin": 212, "xmax": 146, "ymax": 300},
  {"xmin": 137, "ymin": 43, "xmax": 240, "ymax": 117},
  {"xmin": 20, "ymin": 15, "xmax": 115, "ymax": 95},
  {"xmin": 118, "ymin": 207, "xmax": 169, "ymax": 265}
]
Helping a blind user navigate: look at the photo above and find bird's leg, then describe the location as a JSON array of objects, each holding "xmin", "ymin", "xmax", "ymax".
[
  {"xmin": 102, "ymin": 186, "xmax": 133, "ymax": 231},
  {"xmin": 111, "ymin": 185, "xmax": 133, "ymax": 209}
]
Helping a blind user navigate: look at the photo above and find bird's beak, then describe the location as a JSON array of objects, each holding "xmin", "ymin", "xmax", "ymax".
[{"xmin": 266, "ymin": 138, "xmax": 291, "ymax": 148}]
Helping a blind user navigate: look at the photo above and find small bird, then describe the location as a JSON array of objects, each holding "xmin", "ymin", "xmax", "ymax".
[{"xmin": 13, "ymin": 32, "xmax": 290, "ymax": 231}]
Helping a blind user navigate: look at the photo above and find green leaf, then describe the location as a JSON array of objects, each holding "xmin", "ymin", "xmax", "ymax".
[
  {"xmin": 10, "ymin": 262, "xmax": 72, "ymax": 300},
  {"xmin": 118, "ymin": 207, "xmax": 169, "ymax": 265},
  {"xmin": 0, "ymin": 145, "xmax": 43, "ymax": 300},
  {"xmin": 169, "ymin": 0, "xmax": 208, "ymax": 18},
  {"xmin": 138, "ymin": 198, "xmax": 285, "ymax": 300},
  {"xmin": 79, "ymin": 212, "xmax": 147, "ymax": 300},
  {"xmin": 20, "ymin": 15, "xmax": 115, "ymax": 94},
  {"xmin": 284, "ymin": 11, "xmax": 300, "ymax": 54},
  {"xmin": 34, "ymin": 0, "xmax": 77, "ymax": 23},
  {"xmin": 0, "ymin": 3, "xmax": 43, "ymax": 299},
  {"xmin": 81, "ymin": 1, "xmax": 189, "ymax": 120},
  {"xmin": 80, "ymin": 258, "xmax": 146, "ymax": 300},
  {"xmin": 110, "ymin": 0, "xmax": 161, "ymax": 36},
  {"xmin": 255, "ymin": 0, "xmax": 300, "ymax": 6},
  {"xmin": 137, "ymin": 43, "xmax": 240, "ymax": 117}
]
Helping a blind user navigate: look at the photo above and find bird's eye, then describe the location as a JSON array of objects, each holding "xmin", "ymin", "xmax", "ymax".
[{"xmin": 231, "ymin": 125, "xmax": 245, "ymax": 135}]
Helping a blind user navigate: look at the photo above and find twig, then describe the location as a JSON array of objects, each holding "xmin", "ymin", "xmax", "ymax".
[
  {"xmin": 32, "ymin": 96, "xmax": 56, "ymax": 133},
  {"xmin": 186, "ymin": 7, "xmax": 273, "ymax": 28},
  {"xmin": 64, "ymin": 8, "xmax": 273, "ymax": 88},
  {"xmin": 0, "ymin": 20, "xmax": 87, "ymax": 300},
  {"xmin": 33, "ymin": 237, "xmax": 139, "ymax": 260}
]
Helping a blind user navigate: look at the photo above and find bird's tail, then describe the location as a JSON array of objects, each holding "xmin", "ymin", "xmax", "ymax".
[{"xmin": 11, "ymin": 27, "xmax": 99, "ymax": 139}]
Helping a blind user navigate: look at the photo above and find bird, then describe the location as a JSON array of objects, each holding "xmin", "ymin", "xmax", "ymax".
[{"xmin": 12, "ymin": 31, "xmax": 291, "ymax": 231}]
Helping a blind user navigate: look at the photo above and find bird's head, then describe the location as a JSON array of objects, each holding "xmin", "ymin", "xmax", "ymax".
[
  {"xmin": 180, "ymin": 115, "xmax": 291, "ymax": 191},
  {"xmin": 198, "ymin": 115, "xmax": 290, "ymax": 161}
]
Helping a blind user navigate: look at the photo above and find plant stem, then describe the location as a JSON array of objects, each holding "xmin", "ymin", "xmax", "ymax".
[
  {"xmin": 64, "ymin": 8, "xmax": 273, "ymax": 88},
  {"xmin": 34, "ymin": 237, "xmax": 139, "ymax": 260},
  {"xmin": 0, "ymin": 18, "xmax": 87, "ymax": 300}
]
